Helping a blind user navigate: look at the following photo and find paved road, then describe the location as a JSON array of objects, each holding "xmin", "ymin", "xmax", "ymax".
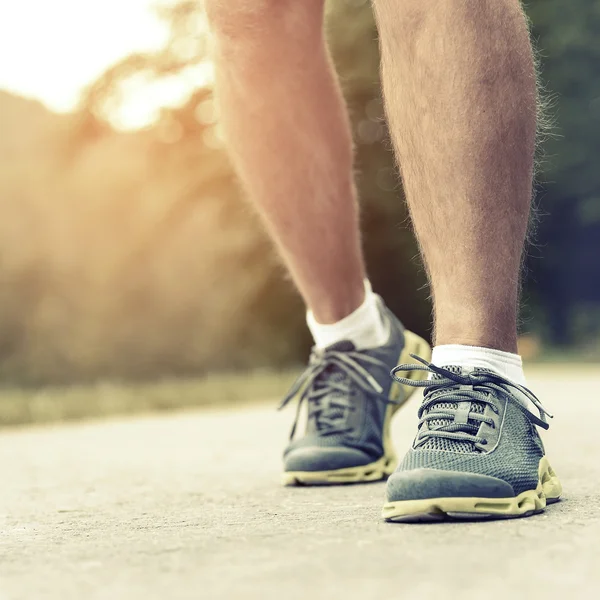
[{"xmin": 1, "ymin": 368, "xmax": 599, "ymax": 600}]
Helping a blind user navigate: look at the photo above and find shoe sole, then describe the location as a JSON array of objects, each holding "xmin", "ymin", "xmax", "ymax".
[
  {"xmin": 381, "ymin": 456, "xmax": 562, "ymax": 522},
  {"xmin": 282, "ymin": 330, "xmax": 432, "ymax": 486}
]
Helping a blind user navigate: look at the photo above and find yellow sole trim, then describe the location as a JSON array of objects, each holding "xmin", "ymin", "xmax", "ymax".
[
  {"xmin": 382, "ymin": 456, "xmax": 562, "ymax": 522},
  {"xmin": 282, "ymin": 453, "xmax": 396, "ymax": 486},
  {"xmin": 282, "ymin": 330, "xmax": 431, "ymax": 486}
]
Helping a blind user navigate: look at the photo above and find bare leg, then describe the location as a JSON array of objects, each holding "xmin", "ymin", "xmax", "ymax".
[
  {"xmin": 205, "ymin": 0, "xmax": 365, "ymax": 324},
  {"xmin": 373, "ymin": 0, "xmax": 537, "ymax": 353}
]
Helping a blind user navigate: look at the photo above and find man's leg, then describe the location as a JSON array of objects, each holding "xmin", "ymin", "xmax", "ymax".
[
  {"xmin": 374, "ymin": 0, "xmax": 535, "ymax": 354},
  {"xmin": 373, "ymin": 0, "xmax": 561, "ymax": 521},
  {"xmin": 206, "ymin": 0, "xmax": 365, "ymax": 325},
  {"xmin": 206, "ymin": 0, "xmax": 431, "ymax": 485}
]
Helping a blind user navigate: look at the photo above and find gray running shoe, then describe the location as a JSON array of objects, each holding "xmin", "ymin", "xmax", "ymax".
[
  {"xmin": 383, "ymin": 357, "xmax": 562, "ymax": 522},
  {"xmin": 280, "ymin": 304, "xmax": 431, "ymax": 485}
]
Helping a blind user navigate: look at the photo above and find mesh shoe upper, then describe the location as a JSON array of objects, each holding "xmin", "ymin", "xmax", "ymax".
[
  {"xmin": 280, "ymin": 309, "xmax": 406, "ymax": 471},
  {"xmin": 387, "ymin": 359, "xmax": 552, "ymax": 499}
]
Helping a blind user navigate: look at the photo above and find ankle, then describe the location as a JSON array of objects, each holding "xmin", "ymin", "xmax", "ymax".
[
  {"xmin": 307, "ymin": 281, "xmax": 391, "ymax": 350},
  {"xmin": 435, "ymin": 335, "xmax": 519, "ymax": 355},
  {"xmin": 308, "ymin": 282, "xmax": 366, "ymax": 326},
  {"xmin": 434, "ymin": 321, "xmax": 518, "ymax": 354},
  {"xmin": 434, "ymin": 303, "xmax": 519, "ymax": 353}
]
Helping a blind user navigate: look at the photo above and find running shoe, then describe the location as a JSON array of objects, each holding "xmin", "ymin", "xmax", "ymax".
[
  {"xmin": 383, "ymin": 357, "xmax": 562, "ymax": 521},
  {"xmin": 280, "ymin": 303, "xmax": 431, "ymax": 485}
]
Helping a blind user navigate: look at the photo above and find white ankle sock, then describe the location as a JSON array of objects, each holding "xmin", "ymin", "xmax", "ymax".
[
  {"xmin": 430, "ymin": 344, "xmax": 526, "ymax": 386},
  {"xmin": 307, "ymin": 280, "xmax": 390, "ymax": 350}
]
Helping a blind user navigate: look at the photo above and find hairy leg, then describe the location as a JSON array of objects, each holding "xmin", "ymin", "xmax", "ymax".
[
  {"xmin": 373, "ymin": 0, "xmax": 537, "ymax": 352},
  {"xmin": 206, "ymin": 0, "xmax": 366, "ymax": 324}
]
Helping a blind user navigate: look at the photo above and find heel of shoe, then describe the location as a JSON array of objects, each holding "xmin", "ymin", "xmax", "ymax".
[
  {"xmin": 389, "ymin": 329, "xmax": 431, "ymax": 412},
  {"xmin": 381, "ymin": 330, "xmax": 431, "ymax": 475}
]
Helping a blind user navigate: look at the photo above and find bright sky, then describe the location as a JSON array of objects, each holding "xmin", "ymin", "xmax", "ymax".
[{"xmin": 0, "ymin": 0, "xmax": 211, "ymax": 129}]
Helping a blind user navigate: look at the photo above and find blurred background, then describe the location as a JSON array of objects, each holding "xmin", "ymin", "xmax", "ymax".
[{"xmin": 0, "ymin": 0, "xmax": 598, "ymax": 420}]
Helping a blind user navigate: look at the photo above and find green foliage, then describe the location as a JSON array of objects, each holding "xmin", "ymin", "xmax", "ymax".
[
  {"xmin": 527, "ymin": 0, "xmax": 600, "ymax": 214},
  {"xmin": 522, "ymin": 1, "xmax": 600, "ymax": 343}
]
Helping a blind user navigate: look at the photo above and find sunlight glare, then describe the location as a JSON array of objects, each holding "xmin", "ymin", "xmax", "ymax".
[{"xmin": 0, "ymin": 0, "xmax": 210, "ymax": 129}]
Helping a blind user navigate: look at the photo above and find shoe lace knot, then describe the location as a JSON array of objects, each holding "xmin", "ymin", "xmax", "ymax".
[
  {"xmin": 391, "ymin": 355, "xmax": 553, "ymax": 452},
  {"xmin": 279, "ymin": 344, "xmax": 397, "ymax": 439}
]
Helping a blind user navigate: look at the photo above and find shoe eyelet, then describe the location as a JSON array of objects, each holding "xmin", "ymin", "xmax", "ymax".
[{"xmin": 481, "ymin": 439, "xmax": 488, "ymax": 445}]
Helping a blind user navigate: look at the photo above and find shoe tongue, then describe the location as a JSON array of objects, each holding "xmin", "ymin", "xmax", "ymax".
[
  {"xmin": 308, "ymin": 340, "xmax": 356, "ymax": 432},
  {"xmin": 317, "ymin": 340, "xmax": 354, "ymax": 391},
  {"xmin": 422, "ymin": 364, "xmax": 487, "ymax": 453},
  {"xmin": 324, "ymin": 340, "xmax": 356, "ymax": 353},
  {"xmin": 431, "ymin": 364, "xmax": 464, "ymax": 379}
]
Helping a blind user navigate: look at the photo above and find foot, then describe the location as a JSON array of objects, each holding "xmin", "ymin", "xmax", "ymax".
[
  {"xmin": 280, "ymin": 305, "xmax": 431, "ymax": 485},
  {"xmin": 383, "ymin": 358, "xmax": 562, "ymax": 522}
]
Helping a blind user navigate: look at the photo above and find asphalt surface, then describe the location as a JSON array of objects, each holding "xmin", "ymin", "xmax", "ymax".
[{"xmin": 1, "ymin": 367, "xmax": 599, "ymax": 600}]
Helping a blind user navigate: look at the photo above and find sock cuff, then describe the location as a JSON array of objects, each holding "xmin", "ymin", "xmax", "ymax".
[
  {"xmin": 307, "ymin": 279, "xmax": 372, "ymax": 329},
  {"xmin": 432, "ymin": 344, "xmax": 522, "ymax": 365},
  {"xmin": 307, "ymin": 280, "xmax": 389, "ymax": 349},
  {"xmin": 431, "ymin": 344, "xmax": 525, "ymax": 386}
]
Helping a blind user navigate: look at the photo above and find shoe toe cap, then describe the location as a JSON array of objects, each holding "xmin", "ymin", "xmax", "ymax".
[
  {"xmin": 386, "ymin": 468, "xmax": 515, "ymax": 502},
  {"xmin": 284, "ymin": 446, "xmax": 374, "ymax": 473}
]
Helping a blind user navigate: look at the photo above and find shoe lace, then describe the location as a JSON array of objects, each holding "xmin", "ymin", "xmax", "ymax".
[
  {"xmin": 279, "ymin": 346, "xmax": 399, "ymax": 439},
  {"xmin": 391, "ymin": 355, "xmax": 553, "ymax": 450}
]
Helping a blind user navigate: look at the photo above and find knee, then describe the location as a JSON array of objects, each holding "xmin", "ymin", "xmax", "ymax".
[{"xmin": 205, "ymin": 0, "xmax": 323, "ymax": 39}]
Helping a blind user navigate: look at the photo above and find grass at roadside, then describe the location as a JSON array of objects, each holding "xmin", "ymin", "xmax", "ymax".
[
  {"xmin": 2, "ymin": 359, "xmax": 598, "ymax": 428},
  {"xmin": 0, "ymin": 369, "xmax": 299, "ymax": 428}
]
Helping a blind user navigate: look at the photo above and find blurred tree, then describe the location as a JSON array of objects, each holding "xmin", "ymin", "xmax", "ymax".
[
  {"xmin": 524, "ymin": 0, "xmax": 600, "ymax": 345},
  {"xmin": 71, "ymin": 0, "xmax": 431, "ymax": 376},
  {"xmin": 4, "ymin": 0, "xmax": 598, "ymax": 383}
]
